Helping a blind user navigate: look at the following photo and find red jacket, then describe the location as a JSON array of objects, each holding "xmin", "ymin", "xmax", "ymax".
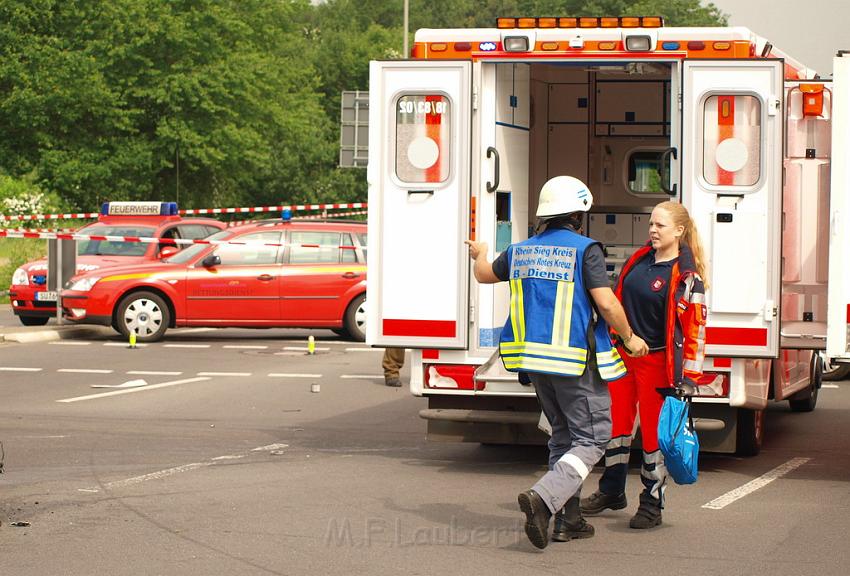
[{"xmin": 615, "ymin": 243, "xmax": 708, "ymax": 388}]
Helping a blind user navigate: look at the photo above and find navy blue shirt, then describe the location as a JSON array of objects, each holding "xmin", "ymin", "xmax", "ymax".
[{"xmin": 622, "ymin": 251, "xmax": 676, "ymax": 351}]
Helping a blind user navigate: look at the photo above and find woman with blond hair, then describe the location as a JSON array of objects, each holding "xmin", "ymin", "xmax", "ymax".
[{"xmin": 581, "ymin": 201, "xmax": 709, "ymax": 529}]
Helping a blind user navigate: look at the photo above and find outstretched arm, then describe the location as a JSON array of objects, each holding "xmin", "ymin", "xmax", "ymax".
[{"xmin": 464, "ymin": 240, "xmax": 501, "ymax": 284}]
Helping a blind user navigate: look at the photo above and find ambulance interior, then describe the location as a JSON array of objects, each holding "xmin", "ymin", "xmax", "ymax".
[
  {"xmin": 487, "ymin": 61, "xmax": 678, "ymax": 341},
  {"xmin": 486, "ymin": 61, "xmax": 831, "ymax": 355}
]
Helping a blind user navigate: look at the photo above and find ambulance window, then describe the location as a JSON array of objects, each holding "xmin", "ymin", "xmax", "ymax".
[
  {"xmin": 626, "ymin": 151, "xmax": 665, "ymax": 195},
  {"xmin": 214, "ymin": 231, "xmax": 281, "ymax": 266},
  {"xmin": 702, "ymin": 95, "xmax": 761, "ymax": 187},
  {"xmin": 289, "ymin": 231, "xmax": 342, "ymax": 264},
  {"xmin": 395, "ymin": 94, "xmax": 451, "ymax": 183}
]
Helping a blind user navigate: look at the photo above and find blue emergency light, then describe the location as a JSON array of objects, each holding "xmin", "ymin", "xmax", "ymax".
[
  {"xmin": 100, "ymin": 202, "xmax": 179, "ymax": 216},
  {"xmin": 281, "ymin": 208, "xmax": 292, "ymax": 222}
]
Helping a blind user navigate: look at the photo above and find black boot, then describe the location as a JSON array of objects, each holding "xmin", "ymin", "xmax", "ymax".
[
  {"xmin": 552, "ymin": 497, "xmax": 595, "ymax": 542},
  {"xmin": 517, "ymin": 490, "xmax": 552, "ymax": 549},
  {"xmin": 580, "ymin": 490, "xmax": 628, "ymax": 515},
  {"xmin": 629, "ymin": 491, "xmax": 663, "ymax": 529}
]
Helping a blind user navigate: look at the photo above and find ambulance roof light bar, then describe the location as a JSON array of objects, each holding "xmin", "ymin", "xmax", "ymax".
[{"xmin": 497, "ymin": 16, "xmax": 663, "ymax": 29}]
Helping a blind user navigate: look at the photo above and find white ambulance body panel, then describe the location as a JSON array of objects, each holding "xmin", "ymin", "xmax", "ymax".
[
  {"xmin": 367, "ymin": 61, "xmax": 471, "ymax": 349},
  {"xmin": 682, "ymin": 60, "xmax": 784, "ymax": 358},
  {"xmin": 828, "ymin": 53, "xmax": 850, "ymax": 361}
]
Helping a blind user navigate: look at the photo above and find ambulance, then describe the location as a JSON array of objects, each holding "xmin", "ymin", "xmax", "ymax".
[{"xmin": 367, "ymin": 17, "xmax": 847, "ymax": 455}]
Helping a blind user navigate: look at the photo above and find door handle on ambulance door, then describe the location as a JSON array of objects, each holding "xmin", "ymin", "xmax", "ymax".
[
  {"xmin": 659, "ymin": 147, "xmax": 678, "ymax": 196},
  {"xmin": 486, "ymin": 146, "xmax": 500, "ymax": 193},
  {"xmin": 342, "ymin": 272, "xmax": 361, "ymax": 279},
  {"xmin": 257, "ymin": 274, "xmax": 274, "ymax": 281}
]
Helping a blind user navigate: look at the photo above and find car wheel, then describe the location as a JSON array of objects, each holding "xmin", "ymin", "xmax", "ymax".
[
  {"xmin": 116, "ymin": 291, "xmax": 170, "ymax": 342},
  {"xmin": 343, "ymin": 294, "xmax": 367, "ymax": 342},
  {"xmin": 735, "ymin": 408, "xmax": 764, "ymax": 457},
  {"xmin": 789, "ymin": 353, "xmax": 822, "ymax": 412},
  {"xmin": 19, "ymin": 316, "xmax": 49, "ymax": 327},
  {"xmin": 822, "ymin": 356, "xmax": 850, "ymax": 381}
]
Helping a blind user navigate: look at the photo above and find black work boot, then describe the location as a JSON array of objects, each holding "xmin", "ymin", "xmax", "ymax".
[
  {"xmin": 580, "ymin": 490, "xmax": 628, "ymax": 516},
  {"xmin": 517, "ymin": 489, "xmax": 552, "ymax": 549},
  {"xmin": 552, "ymin": 497, "xmax": 595, "ymax": 542},
  {"xmin": 629, "ymin": 491, "xmax": 663, "ymax": 529}
]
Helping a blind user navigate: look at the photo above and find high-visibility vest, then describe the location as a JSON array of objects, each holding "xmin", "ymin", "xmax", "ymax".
[{"xmin": 498, "ymin": 227, "xmax": 626, "ymax": 381}]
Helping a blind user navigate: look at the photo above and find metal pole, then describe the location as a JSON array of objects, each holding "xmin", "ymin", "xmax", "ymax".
[
  {"xmin": 175, "ymin": 142, "xmax": 180, "ymax": 204},
  {"xmin": 403, "ymin": 0, "xmax": 409, "ymax": 58}
]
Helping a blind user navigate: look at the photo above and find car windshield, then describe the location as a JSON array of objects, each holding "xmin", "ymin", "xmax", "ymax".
[
  {"xmin": 76, "ymin": 225, "xmax": 156, "ymax": 257},
  {"xmin": 165, "ymin": 229, "xmax": 233, "ymax": 264}
]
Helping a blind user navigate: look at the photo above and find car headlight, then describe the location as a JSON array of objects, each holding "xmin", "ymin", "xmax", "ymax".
[
  {"xmin": 11, "ymin": 268, "xmax": 29, "ymax": 286},
  {"xmin": 69, "ymin": 276, "xmax": 101, "ymax": 292}
]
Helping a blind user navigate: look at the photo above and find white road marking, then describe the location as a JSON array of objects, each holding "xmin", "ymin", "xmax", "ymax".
[
  {"xmin": 56, "ymin": 376, "xmax": 210, "ymax": 403},
  {"xmin": 822, "ymin": 384, "xmax": 840, "ymax": 389},
  {"xmin": 58, "ymin": 368, "xmax": 114, "ymax": 374},
  {"xmin": 102, "ymin": 462, "xmax": 212, "ymax": 490},
  {"xmin": 345, "ymin": 347, "xmax": 381, "ymax": 352},
  {"xmin": 252, "ymin": 443, "xmax": 290, "ymax": 452},
  {"xmin": 267, "ymin": 373, "xmax": 322, "ymax": 378},
  {"xmin": 197, "ymin": 371, "xmax": 251, "ymax": 377},
  {"xmin": 50, "ymin": 341, "xmax": 91, "ymax": 346},
  {"xmin": 103, "ymin": 342, "xmax": 147, "ymax": 347},
  {"xmin": 211, "ymin": 455, "xmax": 245, "ymax": 461},
  {"xmin": 223, "ymin": 345, "xmax": 268, "ymax": 350},
  {"xmin": 174, "ymin": 328, "xmax": 217, "ymax": 334},
  {"xmin": 341, "ymin": 374, "xmax": 384, "ymax": 379},
  {"xmin": 91, "ymin": 379, "xmax": 148, "ymax": 389},
  {"xmin": 164, "ymin": 344, "xmax": 211, "ymax": 349},
  {"xmin": 283, "ymin": 346, "xmax": 330, "ymax": 352},
  {"xmin": 702, "ymin": 457, "xmax": 811, "ymax": 510},
  {"xmin": 0, "ymin": 367, "xmax": 42, "ymax": 372},
  {"xmin": 127, "ymin": 370, "xmax": 183, "ymax": 376}
]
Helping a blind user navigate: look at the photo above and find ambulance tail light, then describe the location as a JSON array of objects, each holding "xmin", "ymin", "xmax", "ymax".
[{"xmin": 424, "ymin": 364, "xmax": 480, "ymax": 391}]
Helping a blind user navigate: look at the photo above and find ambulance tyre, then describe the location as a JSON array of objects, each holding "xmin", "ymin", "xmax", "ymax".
[
  {"xmin": 19, "ymin": 315, "xmax": 49, "ymax": 326},
  {"xmin": 343, "ymin": 294, "xmax": 367, "ymax": 342},
  {"xmin": 789, "ymin": 353, "xmax": 822, "ymax": 413},
  {"xmin": 115, "ymin": 291, "xmax": 171, "ymax": 343},
  {"xmin": 735, "ymin": 408, "xmax": 764, "ymax": 457},
  {"xmin": 822, "ymin": 357, "xmax": 850, "ymax": 381}
]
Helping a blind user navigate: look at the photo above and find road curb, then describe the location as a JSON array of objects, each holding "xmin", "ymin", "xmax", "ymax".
[{"xmin": 0, "ymin": 327, "xmax": 104, "ymax": 344}]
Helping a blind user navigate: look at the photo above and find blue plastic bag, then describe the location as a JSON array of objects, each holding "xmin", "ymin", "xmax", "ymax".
[{"xmin": 657, "ymin": 395, "xmax": 699, "ymax": 485}]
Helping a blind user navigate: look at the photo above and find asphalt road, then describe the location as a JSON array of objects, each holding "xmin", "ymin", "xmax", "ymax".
[{"xmin": 0, "ymin": 319, "xmax": 848, "ymax": 575}]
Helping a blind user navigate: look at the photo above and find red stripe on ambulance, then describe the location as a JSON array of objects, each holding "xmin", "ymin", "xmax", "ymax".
[
  {"xmin": 383, "ymin": 319, "xmax": 457, "ymax": 338},
  {"xmin": 705, "ymin": 327, "xmax": 768, "ymax": 347}
]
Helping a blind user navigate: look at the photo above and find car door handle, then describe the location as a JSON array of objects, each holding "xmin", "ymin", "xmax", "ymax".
[
  {"xmin": 257, "ymin": 274, "xmax": 275, "ymax": 281},
  {"xmin": 342, "ymin": 272, "xmax": 361, "ymax": 279}
]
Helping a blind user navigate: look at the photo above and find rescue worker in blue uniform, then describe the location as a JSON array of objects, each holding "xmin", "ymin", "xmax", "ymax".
[{"xmin": 466, "ymin": 176, "xmax": 648, "ymax": 550}]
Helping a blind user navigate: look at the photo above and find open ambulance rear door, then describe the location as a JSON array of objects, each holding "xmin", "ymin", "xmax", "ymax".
[
  {"xmin": 828, "ymin": 52, "xmax": 850, "ymax": 362},
  {"xmin": 367, "ymin": 61, "xmax": 471, "ymax": 349},
  {"xmin": 682, "ymin": 60, "xmax": 784, "ymax": 363}
]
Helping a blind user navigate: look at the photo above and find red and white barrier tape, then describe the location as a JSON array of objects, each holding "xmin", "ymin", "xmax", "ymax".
[
  {"xmin": 225, "ymin": 209, "xmax": 367, "ymax": 227},
  {"xmin": 0, "ymin": 229, "xmax": 358, "ymax": 250},
  {"xmin": 0, "ymin": 227, "xmax": 77, "ymax": 234},
  {"xmin": 0, "ymin": 202, "xmax": 367, "ymax": 222}
]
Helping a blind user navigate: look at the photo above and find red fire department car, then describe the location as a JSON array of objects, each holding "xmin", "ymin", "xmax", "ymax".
[
  {"xmin": 59, "ymin": 217, "xmax": 368, "ymax": 342},
  {"xmin": 9, "ymin": 202, "xmax": 225, "ymax": 326}
]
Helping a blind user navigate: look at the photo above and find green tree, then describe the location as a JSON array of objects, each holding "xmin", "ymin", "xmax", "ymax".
[{"xmin": 0, "ymin": 0, "xmax": 334, "ymax": 210}]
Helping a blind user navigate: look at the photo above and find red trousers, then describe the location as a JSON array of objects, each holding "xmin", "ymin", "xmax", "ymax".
[{"xmin": 609, "ymin": 348, "xmax": 668, "ymax": 453}]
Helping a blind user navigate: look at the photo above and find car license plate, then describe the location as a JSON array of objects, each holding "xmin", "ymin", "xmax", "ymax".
[{"xmin": 36, "ymin": 291, "xmax": 58, "ymax": 302}]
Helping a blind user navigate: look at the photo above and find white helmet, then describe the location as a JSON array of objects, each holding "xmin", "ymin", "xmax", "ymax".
[{"xmin": 536, "ymin": 176, "xmax": 593, "ymax": 219}]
